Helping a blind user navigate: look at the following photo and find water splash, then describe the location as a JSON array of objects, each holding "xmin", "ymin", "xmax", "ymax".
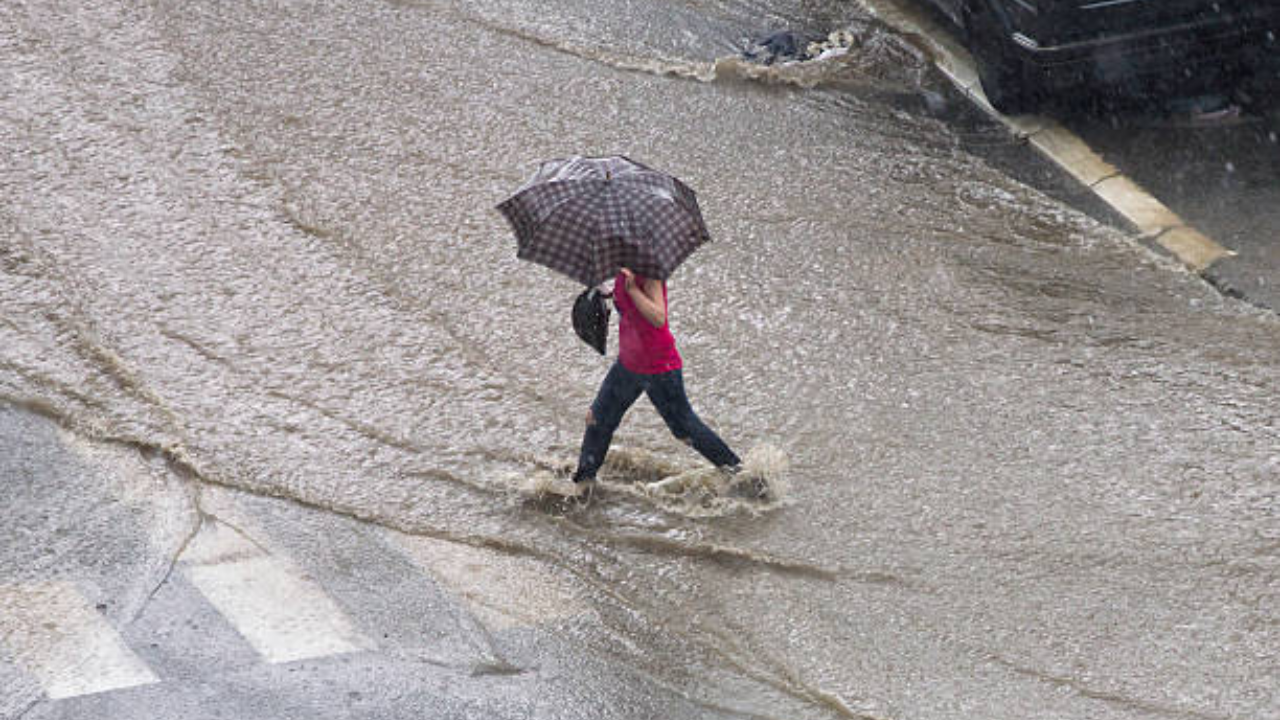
[{"xmin": 517, "ymin": 443, "xmax": 790, "ymax": 517}]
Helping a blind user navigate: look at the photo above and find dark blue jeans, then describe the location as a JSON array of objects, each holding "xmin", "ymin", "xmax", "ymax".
[{"xmin": 574, "ymin": 362, "xmax": 740, "ymax": 482}]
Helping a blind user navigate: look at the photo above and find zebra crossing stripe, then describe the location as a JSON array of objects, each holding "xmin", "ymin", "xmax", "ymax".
[
  {"xmin": 0, "ymin": 582, "xmax": 158, "ymax": 699},
  {"xmin": 388, "ymin": 531, "xmax": 590, "ymax": 631},
  {"xmin": 181, "ymin": 521, "xmax": 370, "ymax": 664}
]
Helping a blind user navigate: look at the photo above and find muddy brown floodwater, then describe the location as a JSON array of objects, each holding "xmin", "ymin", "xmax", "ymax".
[{"xmin": 2, "ymin": 0, "xmax": 1277, "ymax": 718}]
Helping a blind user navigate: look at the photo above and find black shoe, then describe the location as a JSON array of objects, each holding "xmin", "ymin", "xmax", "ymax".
[
  {"xmin": 722, "ymin": 465, "xmax": 768, "ymax": 499},
  {"xmin": 565, "ymin": 472, "xmax": 596, "ymax": 507},
  {"xmin": 572, "ymin": 479, "xmax": 595, "ymax": 507}
]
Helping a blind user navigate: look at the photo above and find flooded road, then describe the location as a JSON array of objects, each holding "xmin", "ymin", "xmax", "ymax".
[{"xmin": 2, "ymin": 0, "xmax": 1277, "ymax": 718}]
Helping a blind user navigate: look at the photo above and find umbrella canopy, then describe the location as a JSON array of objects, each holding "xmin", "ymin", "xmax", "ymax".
[{"xmin": 496, "ymin": 155, "xmax": 711, "ymax": 287}]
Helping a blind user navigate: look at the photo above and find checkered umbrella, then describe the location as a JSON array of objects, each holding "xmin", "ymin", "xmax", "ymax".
[{"xmin": 496, "ymin": 155, "xmax": 711, "ymax": 287}]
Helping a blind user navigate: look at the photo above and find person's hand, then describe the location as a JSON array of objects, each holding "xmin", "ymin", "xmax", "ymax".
[{"xmin": 619, "ymin": 267, "xmax": 636, "ymax": 293}]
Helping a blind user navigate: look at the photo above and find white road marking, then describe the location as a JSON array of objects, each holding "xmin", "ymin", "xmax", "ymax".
[
  {"xmin": 179, "ymin": 515, "xmax": 263, "ymax": 566},
  {"xmin": 0, "ymin": 582, "xmax": 158, "ymax": 699},
  {"xmin": 180, "ymin": 518, "xmax": 371, "ymax": 664},
  {"xmin": 388, "ymin": 532, "xmax": 590, "ymax": 631}
]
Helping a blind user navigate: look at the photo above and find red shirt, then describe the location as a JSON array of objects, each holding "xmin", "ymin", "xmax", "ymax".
[{"xmin": 615, "ymin": 272, "xmax": 683, "ymax": 374}]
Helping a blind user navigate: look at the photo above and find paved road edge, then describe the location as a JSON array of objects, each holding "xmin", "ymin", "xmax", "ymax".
[{"xmin": 855, "ymin": 0, "xmax": 1236, "ymax": 273}]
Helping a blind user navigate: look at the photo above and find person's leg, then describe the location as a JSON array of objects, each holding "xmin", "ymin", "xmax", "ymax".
[
  {"xmin": 645, "ymin": 369, "xmax": 741, "ymax": 468},
  {"xmin": 574, "ymin": 361, "xmax": 644, "ymax": 483}
]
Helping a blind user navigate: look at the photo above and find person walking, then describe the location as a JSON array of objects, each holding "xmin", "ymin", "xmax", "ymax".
[
  {"xmin": 494, "ymin": 155, "xmax": 742, "ymax": 503},
  {"xmin": 570, "ymin": 267, "xmax": 740, "ymax": 502}
]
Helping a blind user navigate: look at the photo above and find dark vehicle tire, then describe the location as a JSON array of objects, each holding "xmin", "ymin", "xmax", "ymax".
[{"xmin": 965, "ymin": 6, "xmax": 1039, "ymax": 114}]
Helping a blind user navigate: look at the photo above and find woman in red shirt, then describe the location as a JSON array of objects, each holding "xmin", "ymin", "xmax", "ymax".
[{"xmin": 570, "ymin": 268, "xmax": 740, "ymax": 500}]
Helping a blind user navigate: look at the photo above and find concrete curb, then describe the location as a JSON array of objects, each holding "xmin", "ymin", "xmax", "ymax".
[{"xmin": 856, "ymin": 0, "xmax": 1236, "ymax": 273}]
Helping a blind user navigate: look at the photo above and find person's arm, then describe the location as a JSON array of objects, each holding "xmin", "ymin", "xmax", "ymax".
[{"xmin": 620, "ymin": 268, "xmax": 666, "ymax": 328}]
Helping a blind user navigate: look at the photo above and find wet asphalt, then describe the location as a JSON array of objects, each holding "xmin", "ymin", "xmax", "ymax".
[{"xmin": 3, "ymin": 406, "xmax": 713, "ymax": 720}]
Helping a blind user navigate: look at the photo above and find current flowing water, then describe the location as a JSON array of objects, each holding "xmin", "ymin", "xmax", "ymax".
[{"xmin": 2, "ymin": 0, "xmax": 1277, "ymax": 718}]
